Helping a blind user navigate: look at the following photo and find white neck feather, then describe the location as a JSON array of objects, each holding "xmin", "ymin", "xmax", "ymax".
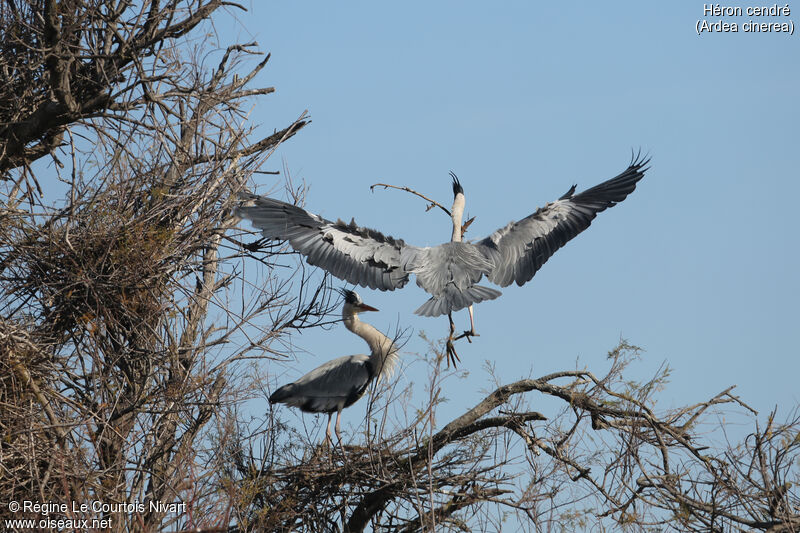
[
  {"xmin": 451, "ymin": 193, "xmax": 465, "ymax": 242},
  {"xmin": 343, "ymin": 311, "xmax": 399, "ymax": 379}
]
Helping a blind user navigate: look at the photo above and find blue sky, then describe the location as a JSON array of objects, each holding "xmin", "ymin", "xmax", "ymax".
[{"xmin": 228, "ymin": 2, "xmax": 799, "ymax": 438}]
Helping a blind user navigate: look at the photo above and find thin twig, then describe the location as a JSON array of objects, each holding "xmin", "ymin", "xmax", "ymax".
[{"xmin": 370, "ymin": 183, "xmax": 452, "ymax": 217}]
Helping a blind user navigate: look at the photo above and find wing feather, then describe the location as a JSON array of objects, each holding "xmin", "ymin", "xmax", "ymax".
[
  {"xmin": 480, "ymin": 155, "xmax": 649, "ymax": 287},
  {"xmin": 236, "ymin": 195, "xmax": 409, "ymax": 291},
  {"xmin": 269, "ymin": 354, "xmax": 372, "ymax": 413}
]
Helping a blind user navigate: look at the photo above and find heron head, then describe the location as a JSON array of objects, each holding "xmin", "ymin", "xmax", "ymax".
[
  {"xmin": 450, "ymin": 171, "xmax": 463, "ymax": 197},
  {"xmin": 339, "ymin": 288, "xmax": 378, "ymax": 313}
]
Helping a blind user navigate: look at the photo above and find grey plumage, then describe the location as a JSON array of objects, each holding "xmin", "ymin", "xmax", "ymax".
[
  {"xmin": 237, "ymin": 154, "xmax": 649, "ymax": 317},
  {"xmin": 400, "ymin": 242, "xmax": 501, "ymax": 316},
  {"xmin": 479, "ymin": 156, "xmax": 648, "ymax": 288},
  {"xmin": 236, "ymin": 196, "xmax": 409, "ymax": 291},
  {"xmin": 267, "ymin": 290, "xmax": 399, "ymax": 443},
  {"xmin": 269, "ymin": 354, "xmax": 373, "ymax": 414}
]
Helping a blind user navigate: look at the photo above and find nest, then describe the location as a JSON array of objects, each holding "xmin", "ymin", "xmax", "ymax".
[{"xmin": 29, "ymin": 213, "xmax": 172, "ymax": 339}]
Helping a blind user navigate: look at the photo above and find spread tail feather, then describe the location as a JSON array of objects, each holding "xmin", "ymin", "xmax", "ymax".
[{"xmin": 414, "ymin": 285, "xmax": 501, "ymax": 317}]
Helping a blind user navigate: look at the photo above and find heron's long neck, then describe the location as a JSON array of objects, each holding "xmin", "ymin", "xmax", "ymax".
[
  {"xmin": 451, "ymin": 193, "xmax": 465, "ymax": 242},
  {"xmin": 344, "ymin": 313, "xmax": 398, "ymax": 378}
]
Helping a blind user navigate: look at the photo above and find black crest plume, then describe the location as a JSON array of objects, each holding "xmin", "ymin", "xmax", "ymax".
[{"xmin": 449, "ymin": 171, "xmax": 463, "ymax": 196}]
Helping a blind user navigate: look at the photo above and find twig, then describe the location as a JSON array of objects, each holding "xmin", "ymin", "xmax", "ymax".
[{"xmin": 369, "ymin": 183, "xmax": 452, "ymax": 217}]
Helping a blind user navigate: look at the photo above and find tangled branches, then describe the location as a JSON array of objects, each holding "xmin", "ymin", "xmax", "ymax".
[
  {"xmin": 225, "ymin": 342, "xmax": 799, "ymax": 532},
  {"xmin": 0, "ymin": 0, "xmax": 308, "ymax": 194},
  {"xmin": 0, "ymin": 2, "xmax": 323, "ymax": 531}
]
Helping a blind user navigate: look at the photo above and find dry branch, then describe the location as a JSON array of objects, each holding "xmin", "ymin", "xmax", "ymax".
[
  {"xmin": 0, "ymin": 2, "xmax": 329, "ymax": 531},
  {"xmin": 229, "ymin": 342, "xmax": 799, "ymax": 533}
]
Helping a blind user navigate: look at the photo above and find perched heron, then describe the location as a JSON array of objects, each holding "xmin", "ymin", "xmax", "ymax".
[
  {"xmin": 237, "ymin": 154, "xmax": 649, "ymax": 359},
  {"xmin": 268, "ymin": 290, "xmax": 399, "ymax": 445}
]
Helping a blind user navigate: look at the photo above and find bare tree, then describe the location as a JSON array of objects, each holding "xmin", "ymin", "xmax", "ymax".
[{"xmin": 1, "ymin": 1, "xmax": 330, "ymax": 531}]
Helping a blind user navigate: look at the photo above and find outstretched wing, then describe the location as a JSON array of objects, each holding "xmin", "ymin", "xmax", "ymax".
[
  {"xmin": 236, "ymin": 194, "xmax": 409, "ymax": 291},
  {"xmin": 479, "ymin": 154, "xmax": 649, "ymax": 287}
]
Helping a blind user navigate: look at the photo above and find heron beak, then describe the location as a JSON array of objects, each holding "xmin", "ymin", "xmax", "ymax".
[{"xmin": 357, "ymin": 303, "xmax": 379, "ymax": 312}]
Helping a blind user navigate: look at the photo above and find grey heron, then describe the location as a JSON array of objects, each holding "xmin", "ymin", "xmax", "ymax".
[
  {"xmin": 237, "ymin": 153, "xmax": 649, "ymax": 360},
  {"xmin": 268, "ymin": 290, "xmax": 399, "ymax": 445}
]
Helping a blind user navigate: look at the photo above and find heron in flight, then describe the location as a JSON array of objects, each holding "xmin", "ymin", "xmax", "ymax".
[
  {"xmin": 268, "ymin": 290, "xmax": 399, "ymax": 445},
  {"xmin": 237, "ymin": 153, "xmax": 649, "ymax": 362}
]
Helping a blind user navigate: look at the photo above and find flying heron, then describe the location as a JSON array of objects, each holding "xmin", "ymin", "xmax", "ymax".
[{"xmin": 237, "ymin": 154, "xmax": 649, "ymax": 363}]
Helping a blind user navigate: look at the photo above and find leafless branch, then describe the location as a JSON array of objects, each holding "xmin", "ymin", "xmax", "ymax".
[{"xmin": 370, "ymin": 182, "xmax": 452, "ymax": 217}]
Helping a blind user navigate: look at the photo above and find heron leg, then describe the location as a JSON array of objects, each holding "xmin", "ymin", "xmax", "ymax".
[
  {"xmin": 335, "ymin": 409, "xmax": 343, "ymax": 444},
  {"xmin": 445, "ymin": 313, "xmax": 461, "ymax": 368},
  {"xmin": 468, "ymin": 304, "xmax": 477, "ymax": 335},
  {"xmin": 325, "ymin": 412, "xmax": 334, "ymax": 448},
  {"xmin": 454, "ymin": 305, "xmax": 479, "ymax": 342},
  {"xmin": 333, "ymin": 408, "xmax": 352, "ymax": 465}
]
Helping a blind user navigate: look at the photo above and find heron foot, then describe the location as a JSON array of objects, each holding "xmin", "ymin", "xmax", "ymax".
[
  {"xmin": 445, "ymin": 338, "xmax": 461, "ymax": 369},
  {"xmin": 453, "ymin": 329, "xmax": 479, "ymax": 343},
  {"xmin": 244, "ymin": 237, "xmax": 270, "ymax": 252}
]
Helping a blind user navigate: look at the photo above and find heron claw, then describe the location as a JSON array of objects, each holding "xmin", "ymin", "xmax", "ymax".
[
  {"xmin": 445, "ymin": 338, "xmax": 461, "ymax": 369},
  {"xmin": 453, "ymin": 329, "xmax": 479, "ymax": 343},
  {"xmin": 244, "ymin": 237, "xmax": 269, "ymax": 252}
]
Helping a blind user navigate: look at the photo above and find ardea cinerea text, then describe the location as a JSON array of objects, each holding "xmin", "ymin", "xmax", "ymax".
[{"xmin": 268, "ymin": 290, "xmax": 399, "ymax": 445}]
